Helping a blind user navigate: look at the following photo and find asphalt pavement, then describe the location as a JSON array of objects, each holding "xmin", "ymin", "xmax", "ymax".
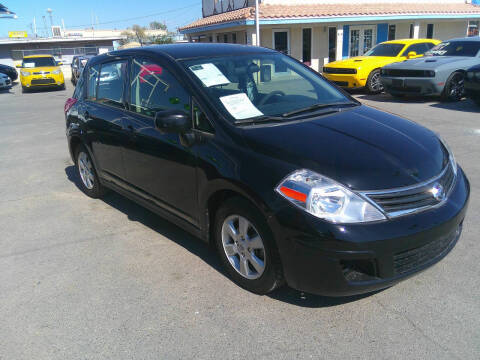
[{"xmin": 0, "ymin": 82, "xmax": 479, "ymax": 359}]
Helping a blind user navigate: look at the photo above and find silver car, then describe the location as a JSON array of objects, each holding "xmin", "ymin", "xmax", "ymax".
[{"xmin": 380, "ymin": 37, "xmax": 480, "ymax": 101}]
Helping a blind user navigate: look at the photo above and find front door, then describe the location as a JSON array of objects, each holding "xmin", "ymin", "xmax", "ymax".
[
  {"xmin": 349, "ymin": 26, "xmax": 376, "ymax": 57},
  {"xmin": 84, "ymin": 60, "xmax": 129, "ymax": 181},
  {"xmin": 122, "ymin": 57, "xmax": 198, "ymax": 224}
]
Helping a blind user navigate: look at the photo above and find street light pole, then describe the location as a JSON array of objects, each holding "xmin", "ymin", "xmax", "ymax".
[{"xmin": 255, "ymin": 0, "xmax": 260, "ymax": 46}]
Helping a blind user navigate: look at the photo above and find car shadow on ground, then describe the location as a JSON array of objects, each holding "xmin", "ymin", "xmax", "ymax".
[
  {"xmin": 430, "ymin": 98, "xmax": 480, "ymax": 112},
  {"xmin": 65, "ymin": 165, "xmax": 380, "ymax": 307},
  {"xmin": 356, "ymin": 92, "xmax": 434, "ymax": 104}
]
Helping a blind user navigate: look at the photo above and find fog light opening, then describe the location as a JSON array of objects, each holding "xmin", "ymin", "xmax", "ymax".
[{"xmin": 341, "ymin": 259, "xmax": 378, "ymax": 282}]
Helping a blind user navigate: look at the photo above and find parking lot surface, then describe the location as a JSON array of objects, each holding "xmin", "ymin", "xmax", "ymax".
[{"xmin": 0, "ymin": 83, "xmax": 479, "ymax": 359}]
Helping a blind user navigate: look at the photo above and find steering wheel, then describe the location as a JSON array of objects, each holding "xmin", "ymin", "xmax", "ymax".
[{"xmin": 258, "ymin": 90, "xmax": 286, "ymax": 106}]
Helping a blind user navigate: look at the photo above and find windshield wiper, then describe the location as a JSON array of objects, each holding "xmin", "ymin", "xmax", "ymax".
[
  {"xmin": 282, "ymin": 102, "xmax": 357, "ymax": 118},
  {"xmin": 234, "ymin": 115, "xmax": 285, "ymax": 125}
]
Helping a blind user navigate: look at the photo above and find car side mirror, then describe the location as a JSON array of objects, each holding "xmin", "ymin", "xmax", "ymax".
[
  {"xmin": 260, "ymin": 65, "xmax": 271, "ymax": 82},
  {"xmin": 154, "ymin": 110, "xmax": 191, "ymax": 133},
  {"xmin": 16, "ymin": 64, "xmax": 22, "ymax": 68},
  {"xmin": 407, "ymin": 51, "xmax": 417, "ymax": 59},
  {"xmin": 57, "ymin": 61, "xmax": 63, "ymax": 66}
]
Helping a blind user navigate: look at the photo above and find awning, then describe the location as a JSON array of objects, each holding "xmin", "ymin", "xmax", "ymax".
[{"xmin": 0, "ymin": 3, "xmax": 16, "ymax": 18}]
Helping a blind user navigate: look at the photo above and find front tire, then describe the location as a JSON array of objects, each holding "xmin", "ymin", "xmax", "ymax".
[
  {"xmin": 366, "ymin": 69, "xmax": 384, "ymax": 94},
  {"xmin": 442, "ymin": 71, "xmax": 465, "ymax": 102},
  {"xmin": 214, "ymin": 198, "xmax": 284, "ymax": 295},
  {"xmin": 75, "ymin": 144, "xmax": 105, "ymax": 198}
]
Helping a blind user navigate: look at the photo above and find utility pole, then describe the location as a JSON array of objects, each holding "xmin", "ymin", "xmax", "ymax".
[
  {"xmin": 33, "ymin": 16, "xmax": 37, "ymax": 37},
  {"xmin": 255, "ymin": 0, "xmax": 260, "ymax": 46},
  {"xmin": 47, "ymin": 8, "xmax": 53, "ymax": 36}
]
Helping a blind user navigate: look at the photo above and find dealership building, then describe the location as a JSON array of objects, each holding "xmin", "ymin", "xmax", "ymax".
[{"xmin": 180, "ymin": 0, "xmax": 480, "ymax": 72}]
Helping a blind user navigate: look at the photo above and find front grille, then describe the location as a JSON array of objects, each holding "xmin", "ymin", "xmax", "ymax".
[
  {"xmin": 362, "ymin": 163, "xmax": 456, "ymax": 217},
  {"xmin": 31, "ymin": 78, "xmax": 56, "ymax": 85},
  {"xmin": 323, "ymin": 67, "xmax": 357, "ymax": 74},
  {"xmin": 382, "ymin": 69, "xmax": 434, "ymax": 78},
  {"xmin": 333, "ymin": 81, "xmax": 349, "ymax": 87},
  {"xmin": 32, "ymin": 71, "xmax": 50, "ymax": 75},
  {"xmin": 393, "ymin": 225, "xmax": 460, "ymax": 275}
]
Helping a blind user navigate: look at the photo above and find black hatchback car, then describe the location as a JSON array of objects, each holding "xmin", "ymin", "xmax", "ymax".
[{"xmin": 65, "ymin": 44, "xmax": 469, "ymax": 296}]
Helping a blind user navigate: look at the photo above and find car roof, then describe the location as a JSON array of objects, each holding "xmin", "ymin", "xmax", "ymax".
[
  {"xmin": 23, "ymin": 54, "xmax": 55, "ymax": 59},
  {"xmin": 90, "ymin": 43, "xmax": 276, "ymax": 64},
  {"xmin": 443, "ymin": 36, "xmax": 480, "ymax": 42},
  {"xmin": 383, "ymin": 38, "xmax": 439, "ymax": 45}
]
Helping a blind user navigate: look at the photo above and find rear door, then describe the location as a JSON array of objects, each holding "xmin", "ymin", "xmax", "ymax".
[
  {"xmin": 122, "ymin": 56, "xmax": 198, "ymax": 224},
  {"xmin": 83, "ymin": 59, "xmax": 130, "ymax": 182}
]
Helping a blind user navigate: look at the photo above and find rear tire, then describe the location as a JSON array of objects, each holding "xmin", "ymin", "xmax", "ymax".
[
  {"xmin": 442, "ymin": 71, "xmax": 465, "ymax": 102},
  {"xmin": 366, "ymin": 69, "xmax": 384, "ymax": 94},
  {"xmin": 214, "ymin": 197, "xmax": 284, "ymax": 295},
  {"xmin": 75, "ymin": 144, "xmax": 105, "ymax": 199}
]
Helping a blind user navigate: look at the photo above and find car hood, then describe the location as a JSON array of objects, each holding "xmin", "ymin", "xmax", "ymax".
[
  {"xmin": 383, "ymin": 56, "xmax": 474, "ymax": 70},
  {"xmin": 240, "ymin": 105, "xmax": 447, "ymax": 191},
  {"xmin": 326, "ymin": 56, "xmax": 398, "ymax": 69}
]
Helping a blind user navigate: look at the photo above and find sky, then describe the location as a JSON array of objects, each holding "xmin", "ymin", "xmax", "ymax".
[{"xmin": 0, "ymin": 0, "xmax": 203, "ymax": 37}]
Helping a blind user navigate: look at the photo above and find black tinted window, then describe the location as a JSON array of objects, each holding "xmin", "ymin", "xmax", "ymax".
[
  {"xmin": 97, "ymin": 60, "xmax": 127, "ymax": 108},
  {"xmin": 86, "ymin": 64, "xmax": 100, "ymax": 100},
  {"xmin": 129, "ymin": 58, "xmax": 190, "ymax": 117},
  {"xmin": 364, "ymin": 43, "xmax": 404, "ymax": 57},
  {"xmin": 193, "ymin": 101, "xmax": 214, "ymax": 133}
]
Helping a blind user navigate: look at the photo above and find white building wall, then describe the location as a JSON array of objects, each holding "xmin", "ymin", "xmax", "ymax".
[{"xmin": 264, "ymin": 0, "xmax": 467, "ymax": 4}]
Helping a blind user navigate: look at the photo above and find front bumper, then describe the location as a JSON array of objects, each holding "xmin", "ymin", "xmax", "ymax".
[
  {"xmin": 465, "ymin": 80, "xmax": 480, "ymax": 99},
  {"xmin": 21, "ymin": 74, "xmax": 64, "ymax": 88},
  {"xmin": 381, "ymin": 76, "xmax": 443, "ymax": 96},
  {"xmin": 323, "ymin": 73, "xmax": 366, "ymax": 89},
  {"xmin": 269, "ymin": 168, "xmax": 470, "ymax": 296}
]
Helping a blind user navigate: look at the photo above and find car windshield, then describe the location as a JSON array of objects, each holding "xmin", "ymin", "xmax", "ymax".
[
  {"xmin": 22, "ymin": 57, "xmax": 57, "ymax": 68},
  {"xmin": 182, "ymin": 53, "xmax": 352, "ymax": 122},
  {"xmin": 426, "ymin": 41, "xmax": 480, "ymax": 57},
  {"xmin": 364, "ymin": 43, "xmax": 405, "ymax": 57}
]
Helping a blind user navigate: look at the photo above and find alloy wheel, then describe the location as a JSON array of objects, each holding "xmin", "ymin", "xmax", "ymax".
[
  {"xmin": 370, "ymin": 71, "xmax": 384, "ymax": 92},
  {"xmin": 449, "ymin": 73, "xmax": 464, "ymax": 100},
  {"xmin": 221, "ymin": 215, "xmax": 266, "ymax": 280},
  {"xmin": 78, "ymin": 151, "xmax": 95, "ymax": 190}
]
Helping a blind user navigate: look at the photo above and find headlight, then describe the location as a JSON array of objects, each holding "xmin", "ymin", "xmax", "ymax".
[
  {"xmin": 21, "ymin": 71, "xmax": 30, "ymax": 77},
  {"xmin": 438, "ymin": 135, "xmax": 457, "ymax": 176},
  {"xmin": 52, "ymin": 69, "xmax": 62, "ymax": 75},
  {"xmin": 276, "ymin": 169, "xmax": 386, "ymax": 223}
]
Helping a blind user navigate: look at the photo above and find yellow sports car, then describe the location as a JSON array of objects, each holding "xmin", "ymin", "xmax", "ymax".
[
  {"xmin": 17, "ymin": 55, "xmax": 65, "ymax": 92},
  {"xmin": 323, "ymin": 39, "xmax": 441, "ymax": 93}
]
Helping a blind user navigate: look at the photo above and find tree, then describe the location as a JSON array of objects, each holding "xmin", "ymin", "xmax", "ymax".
[
  {"xmin": 120, "ymin": 24, "xmax": 148, "ymax": 46},
  {"xmin": 149, "ymin": 21, "xmax": 167, "ymax": 30},
  {"xmin": 151, "ymin": 35, "xmax": 173, "ymax": 44}
]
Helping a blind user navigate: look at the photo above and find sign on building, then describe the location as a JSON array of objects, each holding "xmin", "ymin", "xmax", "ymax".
[{"xmin": 8, "ymin": 31, "xmax": 27, "ymax": 38}]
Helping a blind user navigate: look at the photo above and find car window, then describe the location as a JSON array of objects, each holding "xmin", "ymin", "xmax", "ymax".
[
  {"xmin": 97, "ymin": 60, "xmax": 127, "ymax": 108},
  {"xmin": 403, "ymin": 43, "xmax": 430, "ymax": 56},
  {"xmin": 22, "ymin": 57, "xmax": 56, "ymax": 68},
  {"xmin": 129, "ymin": 58, "xmax": 190, "ymax": 118},
  {"xmin": 86, "ymin": 64, "xmax": 100, "ymax": 100},
  {"xmin": 73, "ymin": 71, "xmax": 85, "ymax": 99},
  {"xmin": 364, "ymin": 43, "xmax": 404, "ymax": 57},
  {"xmin": 193, "ymin": 100, "xmax": 214, "ymax": 133},
  {"xmin": 427, "ymin": 41, "xmax": 480, "ymax": 57}
]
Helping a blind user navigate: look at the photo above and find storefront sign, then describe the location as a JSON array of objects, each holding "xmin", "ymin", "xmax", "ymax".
[{"xmin": 8, "ymin": 31, "xmax": 27, "ymax": 38}]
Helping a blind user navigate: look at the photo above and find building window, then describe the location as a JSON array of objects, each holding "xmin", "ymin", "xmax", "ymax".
[
  {"xmin": 409, "ymin": 24, "xmax": 414, "ymax": 39},
  {"xmin": 388, "ymin": 25, "xmax": 396, "ymax": 41},
  {"xmin": 427, "ymin": 24, "xmax": 434, "ymax": 39},
  {"xmin": 224, "ymin": 34, "xmax": 228, "ymax": 43},
  {"xmin": 328, "ymin": 27, "xmax": 337, "ymax": 63},
  {"xmin": 468, "ymin": 20, "xmax": 479, "ymax": 37},
  {"xmin": 302, "ymin": 28, "xmax": 312, "ymax": 65},
  {"xmin": 273, "ymin": 30, "xmax": 289, "ymax": 55},
  {"xmin": 216, "ymin": 35, "xmax": 220, "ymax": 43},
  {"xmin": 209, "ymin": 36, "xmax": 213, "ymax": 42},
  {"xmin": 232, "ymin": 33, "xmax": 237, "ymax": 44}
]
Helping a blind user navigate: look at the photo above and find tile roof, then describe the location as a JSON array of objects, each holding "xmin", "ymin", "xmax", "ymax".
[{"xmin": 180, "ymin": 3, "xmax": 480, "ymax": 31}]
